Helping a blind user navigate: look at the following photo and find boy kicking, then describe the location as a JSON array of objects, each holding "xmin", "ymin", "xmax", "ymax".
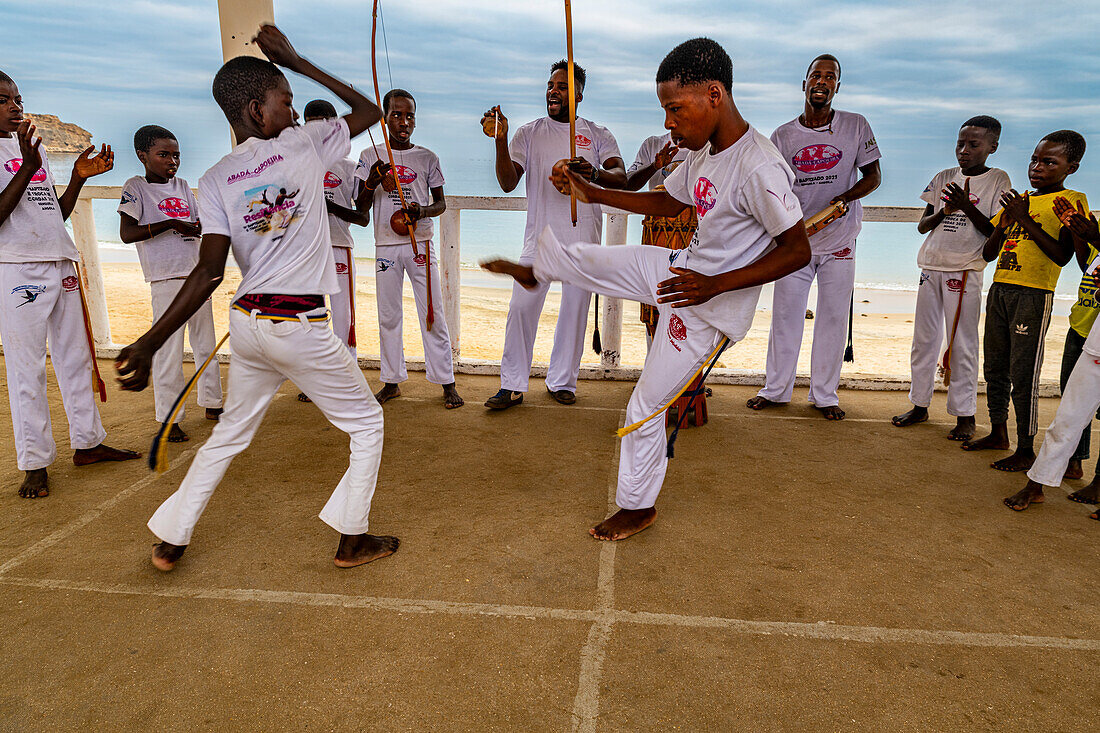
[
  {"xmin": 963, "ymin": 131, "xmax": 1088, "ymax": 471},
  {"xmin": 355, "ymin": 89, "xmax": 461, "ymax": 408},
  {"xmin": 484, "ymin": 39, "xmax": 811, "ymax": 540},
  {"xmin": 118, "ymin": 125, "xmax": 223, "ymax": 442},
  {"xmin": 0, "ymin": 70, "xmax": 139, "ymax": 498},
  {"xmin": 892, "ymin": 116, "xmax": 1009, "ymax": 440},
  {"xmin": 116, "ymin": 25, "xmax": 397, "ymax": 570}
]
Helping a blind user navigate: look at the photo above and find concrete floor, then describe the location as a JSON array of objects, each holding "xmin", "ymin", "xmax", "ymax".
[{"xmin": 0, "ymin": 358, "xmax": 1098, "ymax": 731}]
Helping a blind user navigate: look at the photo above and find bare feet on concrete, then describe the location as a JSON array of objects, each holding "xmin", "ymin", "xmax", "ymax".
[
  {"xmin": 746, "ymin": 396, "xmax": 784, "ymax": 411},
  {"xmin": 151, "ymin": 541, "xmax": 187, "ymax": 571},
  {"xmin": 1004, "ymin": 482, "xmax": 1044, "ymax": 511},
  {"xmin": 167, "ymin": 424, "xmax": 189, "ymax": 443},
  {"xmin": 947, "ymin": 416, "xmax": 976, "ymax": 442},
  {"xmin": 334, "ymin": 533, "xmax": 400, "ymax": 568},
  {"xmin": 1063, "ymin": 458, "xmax": 1084, "ymax": 481},
  {"xmin": 590, "ymin": 507, "xmax": 657, "ymax": 541},
  {"xmin": 73, "ymin": 443, "xmax": 141, "ymax": 466},
  {"xmin": 892, "ymin": 406, "xmax": 928, "ymax": 427},
  {"xmin": 992, "ymin": 448, "xmax": 1036, "ymax": 472},
  {"xmin": 962, "ymin": 423, "xmax": 1010, "ymax": 452},
  {"xmin": 1067, "ymin": 476, "xmax": 1100, "ymax": 505},
  {"xmin": 443, "ymin": 383, "xmax": 464, "ymax": 409},
  {"xmin": 813, "ymin": 404, "xmax": 846, "ymax": 421},
  {"xmin": 375, "ymin": 383, "xmax": 401, "ymax": 405},
  {"xmin": 18, "ymin": 469, "xmax": 48, "ymax": 499}
]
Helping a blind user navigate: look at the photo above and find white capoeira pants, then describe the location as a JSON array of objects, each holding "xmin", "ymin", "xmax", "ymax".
[
  {"xmin": 150, "ymin": 278, "xmax": 222, "ymax": 424},
  {"xmin": 0, "ymin": 260, "xmax": 106, "ymax": 470},
  {"xmin": 330, "ymin": 247, "xmax": 356, "ymax": 355},
  {"xmin": 375, "ymin": 242, "xmax": 455, "ymax": 385},
  {"xmin": 758, "ymin": 245, "xmax": 856, "ymax": 407},
  {"xmin": 500, "ymin": 257, "xmax": 592, "ymax": 395},
  {"xmin": 147, "ymin": 306, "xmax": 384, "ymax": 546},
  {"xmin": 533, "ymin": 229, "xmax": 759, "ymax": 510},
  {"xmin": 907, "ymin": 268, "xmax": 983, "ymax": 417},
  {"xmin": 1026, "ymin": 349, "xmax": 1100, "ymax": 488}
]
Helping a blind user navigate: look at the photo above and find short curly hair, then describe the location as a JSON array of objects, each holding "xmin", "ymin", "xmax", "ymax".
[
  {"xmin": 303, "ymin": 99, "xmax": 337, "ymax": 119},
  {"xmin": 212, "ymin": 56, "xmax": 286, "ymax": 126},
  {"xmin": 133, "ymin": 125, "xmax": 176, "ymax": 152},
  {"xmin": 656, "ymin": 38, "xmax": 732, "ymax": 93},
  {"xmin": 961, "ymin": 115, "xmax": 1001, "ymax": 139},
  {"xmin": 1041, "ymin": 129, "xmax": 1086, "ymax": 165},
  {"xmin": 550, "ymin": 60, "xmax": 586, "ymax": 92}
]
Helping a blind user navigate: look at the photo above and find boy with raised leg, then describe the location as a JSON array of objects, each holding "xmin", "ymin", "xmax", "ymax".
[
  {"xmin": 119, "ymin": 125, "xmax": 224, "ymax": 442},
  {"xmin": 0, "ymin": 71, "xmax": 139, "ymax": 499},
  {"xmin": 892, "ymin": 116, "xmax": 1009, "ymax": 441},
  {"xmin": 484, "ymin": 39, "xmax": 811, "ymax": 540},
  {"xmin": 116, "ymin": 25, "xmax": 397, "ymax": 570}
]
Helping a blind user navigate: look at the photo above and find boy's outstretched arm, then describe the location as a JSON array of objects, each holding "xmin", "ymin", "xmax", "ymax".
[
  {"xmin": 58, "ymin": 144, "xmax": 114, "ymax": 220},
  {"xmin": 550, "ymin": 162, "xmax": 689, "ymax": 218},
  {"xmin": 115, "ymin": 234, "xmax": 231, "ymax": 391},
  {"xmin": 254, "ymin": 25, "xmax": 380, "ymax": 138},
  {"xmin": 325, "ymin": 200, "xmax": 370, "ymax": 227},
  {"xmin": 0, "ymin": 121, "xmax": 41, "ymax": 227},
  {"xmin": 655, "ymin": 223, "xmax": 812, "ymax": 307}
]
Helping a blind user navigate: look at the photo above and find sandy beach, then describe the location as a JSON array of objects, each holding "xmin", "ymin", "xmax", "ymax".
[{"xmin": 90, "ymin": 261, "xmax": 1071, "ymax": 386}]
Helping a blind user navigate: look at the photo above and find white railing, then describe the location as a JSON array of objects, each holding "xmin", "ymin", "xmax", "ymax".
[{"xmin": 62, "ymin": 185, "xmax": 934, "ymax": 389}]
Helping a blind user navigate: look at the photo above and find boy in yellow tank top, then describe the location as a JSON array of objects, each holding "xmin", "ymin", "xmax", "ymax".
[{"xmin": 964, "ymin": 130, "xmax": 1087, "ymax": 474}]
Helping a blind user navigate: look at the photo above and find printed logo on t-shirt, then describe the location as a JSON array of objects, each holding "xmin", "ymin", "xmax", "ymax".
[
  {"xmin": 227, "ymin": 154, "xmax": 284, "ymax": 185},
  {"xmin": 667, "ymin": 313, "xmax": 687, "ymax": 352},
  {"xmin": 158, "ymin": 197, "xmax": 190, "ymax": 219},
  {"xmin": 575, "ymin": 133, "xmax": 592, "ymax": 149},
  {"xmin": 791, "ymin": 145, "xmax": 842, "ymax": 174},
  {"xmin": 946, "ymin": 278, "xmax": 964, "ymax": 293},
  {"xmin": 335, "ymin": 262, "xmax": 349, "ymax": 274},
  {"xmin": 832, "ymin": 247, "xmax": 853, "ymax": 260},
  {"xmin": 767, "ymin": 188, "xmax": 798, "ymax": 212},
  {"xmin": 393, "ymin": 165, "xmax": 417, "ymax": 185},
  {"xmin": 121, "ymin": 190, "xmax": 137, "ymax": 205},
  {"xmin": 4, "ymin": 158, "xmax": 47, "ymax": 183},
  {"xmin": 376, "ymin": 258, "xmax": 396, "ymax": 272},
  {"xmin": 693, "ymin": 177, "xmax": 717, "ymax": 218},
  {"xmin": 11, "ymin": 284, "xmax": 45, "ymax": 307},
  {"xmin": 61, "ymin": 276, "xmax": 79, "ymax": 292},
  {"xmin": 242, "ymin": 184, "xmax": 301, "ymax": 236},
  {"xmin": 324, "ymin": 171, "xmax": 343, "ymax": 189}
]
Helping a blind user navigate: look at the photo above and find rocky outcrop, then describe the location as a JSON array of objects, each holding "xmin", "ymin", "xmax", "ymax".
[{"xmin": 24, "ymin": 113, "xmax": 93, "ymax": 153}]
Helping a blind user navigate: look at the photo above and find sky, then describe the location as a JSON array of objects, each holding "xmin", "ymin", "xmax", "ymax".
[{"xmin": 4, "ymin": 0, "xmax": 1098, "ymax": 204}]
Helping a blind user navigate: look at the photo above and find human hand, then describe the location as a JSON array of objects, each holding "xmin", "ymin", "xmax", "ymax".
[
  {"xmin": 74, "ymin": 144, "xmax": 113, "ymax": 180},
  {"xmin": 402, "ymin": 202, "xmax": 422, "ymax": 222},
  {"xmin": 653, "ymin": 140, "xmax": 678, "ymax": 170},
  {"xmin": 656, "ymin": 267, "xmax": 721, "ymax": 307},
  {"xmin": 999, "ymin": 189, "xmax": 1030, "ymax": 226},
  {"xmin": 1053, "ymin": 196, "xmax": 1100, "ymax": 244},
  {"xmin": 15, "ymin": 120, "xmax": 42, "ymax": 173},
  {"xmin": 365, "ymin": 160, "xmax": 392, "ymax": 191},
  {"xmin": 480, "ymin": 106, "xmax": 508, "ymax": 140},
  {"xmin": 115, "ymin": 340, "xmax": 156, "ymax": 392},
  {"xmin": 566, "ymin": 156, "xmax": 597, "ymax": 182},
  {"xmin": 549, "ymin": 159, "xmax": 594, "ymax": 202},
  {"xmin": 172, "ymin": 220, "xmax": 202, "ymax": 239},
  {"xmin": 941, "ymin": 178, "xmax": 971, "ymax": 216},
  {"xmin": 253, "ymin": 24, "xmax": 302, "ymax": 70}
]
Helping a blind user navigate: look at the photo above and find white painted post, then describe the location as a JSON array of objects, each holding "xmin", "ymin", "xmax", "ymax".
[
  {"xmin": 439, "ymin": 208, "xmax": 462, "ymax": 361},
  {"xmin": 69, "ymin": 197, "xmax": 112, "ymax": 348},
  {"xmin": 601, "ymin": 211, "xmax": 628, "ymax": 370}
]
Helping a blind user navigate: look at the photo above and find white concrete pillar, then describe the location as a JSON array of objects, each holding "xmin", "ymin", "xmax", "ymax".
[
  {"xmin": 70, "ymin": 198, "xmax": 112, "ymax": 348},
  {"xmin": 438, "ymin": 208, "xmax": 462, "ymax": 361},
  {"xmin": 601, "ymin": 211, "xmax": 628, "ymax": 369},
  {"xmin": 217, "ymin": 0, "xmax": 275, "ymax": 61}
]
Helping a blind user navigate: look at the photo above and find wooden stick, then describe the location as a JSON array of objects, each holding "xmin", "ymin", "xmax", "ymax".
[{"xmin": 565, "ymin": 0, "xmax": 577, "ymax": 227}]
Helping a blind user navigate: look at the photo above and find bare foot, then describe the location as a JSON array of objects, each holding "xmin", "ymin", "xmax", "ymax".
[
  {"xmin": 589, "ymin": 507, "xmax": 657, "ymax": 541},
  {"xmin": 374, "ymin": 383, "xmax": 401, "ymax": 404},
  {"xmin": 481, "ymin": 259, "xmax": 539, "ymax": 289},
  {"xmin": 962, "ymin": 425, "xmax": 1010, "ymax": 452},
  {"xmin": 892, "ymin": 406, "xmax": 928, "ymax": 427},
  {"xmin": 73, "ymin": 443, "xmax": 141, "ymax": 466},
  {"xmin": 297, "ymin": 392, "xmax": 312, "ymax": 403},
  {"xmin": 814, "ymin": 404, "xmax": 846, "ymax": 421},
  {"xmin": 1067, "ymin": 478, "xmax": 1100, "ymax": 505},
  {"xmin": 18, "ymin": 469, "xmax": 48, "ymax": 499},
  {"xmin": 992, "ymin": 448, "xmax": 1036, "ymax": 472},
  {"xmin": 1064, "ymin": 458, "xmax": 1084, "ymax": 481},
  {"xmin": 947, "ymin": 416, "xmax": 976, "ymax": 442},
  {"xmin": 167, "ymin": 424, "xmax": 189, "ymax": 443},
  {"xmin": 443, "ymin": 383, "xmax": 464, "ymax": 409},
  {"xmin": 151, "ymin": 541, "xmax": 187, "ymax": 571},
  {"xmin": 1004, "ymin": 482, "xmax": 1044, "ymax": 511},
  {"xmin": 334, "ymin": 533, "xmax": 400, "ymax": 568},
  {"xmin": 746, "ymin": 396, "xmax": 784, "ymax": 411},
  {"xmin": 205, "ymin": 408, "xmax": 223, "ymax": 421}
]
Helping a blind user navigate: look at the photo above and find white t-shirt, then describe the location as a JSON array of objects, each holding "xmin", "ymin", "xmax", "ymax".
[
  {"xmin": 664, "ymin": 127, "xmax": 804, "ymax": 335},
  {"xmin": 916, "ymin": 166, "xmax": 1011, "ymax": 272},
  {"xmin": 628, "ymin": 133, "xmax": 689, "ymax": 190},
  {"xmin": 117, "ymin": 175, "xmax": 200, "ymax": 282},
  {"xmin": 323, "ymin": 158, "xmax": 357, "ymax": 249},
  {"xmin": 354, "ymin": 144, "xmax": 444, "ymax": 247},
  {"xmin": 0, "ymin": 137, "xmax": 79, "ymax": 263},
  {"xmin": 1083, "ymin": 311, "xmax": 1100, "ymax": 358},
  {"xmin": 199, "ymin": 118, "xmax": 350, "ymax": 297},
  {"xmin": 770, "ymin": 109, "xmax": 880, "ymax": 255},
  {"xmin": 510, "ymin": 116, "xmax": 621, "ymax": 259}
]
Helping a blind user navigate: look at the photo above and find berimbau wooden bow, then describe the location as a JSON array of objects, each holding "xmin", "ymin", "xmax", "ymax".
[
  {"xmin": 564, "ymin": 0, "xmax": 578, "ymax": 227},
  {"xmin": 372, "ymin": 0, "xmax": 434, "ymax": 331}
]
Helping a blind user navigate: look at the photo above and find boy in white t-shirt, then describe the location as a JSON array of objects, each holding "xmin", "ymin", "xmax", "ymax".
[
  {"xmin": 479, "ymin": 60, "xmax": 627, "ymax": 409},
  {"xmin": 118, "ymin": 125, "xmax": 224, "ymax": 443},
  {"xmin": 116, "ymin": 25, "xmax": 397, "ymax": 572},
  {"xmin": 0, "ymin": 70, "xmax": 139, "ymax": 499},
  {"xmin": 293, "ymin": 100, "xmax": 369, "ymax": 404},
  {"xmin": 892, "ymin": 116, "xmax": 1009, "ymax": 440},
  {"xmin": 483, "ymin": 39, "xmax": 811, "ymax": 541},
  {"xmin": 355, "ymin": 88, "xmax": 462, "ymax": 409}
]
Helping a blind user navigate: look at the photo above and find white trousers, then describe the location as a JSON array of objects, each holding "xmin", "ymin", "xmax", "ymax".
[
  {"xmin": 1027, "ymin": 351, "xmax": 1100, "ymax": 488},
  {"xmin": 533, "ymin": 230, "xmax": 759, "ymax": 510},
  {"xmin": 330, "ymin": 247, "xmax": 356, "ymax": 355},
  {"xmin": 147, "ymin": 307, "xmax": 384, "ymax": 546},
  {"xmin": 758, "ymin": 245, "xmax": 856, "ymax": 407},
  {"xmin": 375, "ymin": 242, "xmax": 455, "ymax": 385},
  {"xmin": 500, "ymin": 253, "xmax": 592, "ymax": 394},
  {"xmin": 0, "ymin": 260, "xmax": 106, "ymax": 470},
  {"xmin": 907, "ymin": 268, "xmax": 983, "ymax": 417},
  {"xmin": 150, "ymin": 278, "xmax": 223, "ymax": 423}
]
